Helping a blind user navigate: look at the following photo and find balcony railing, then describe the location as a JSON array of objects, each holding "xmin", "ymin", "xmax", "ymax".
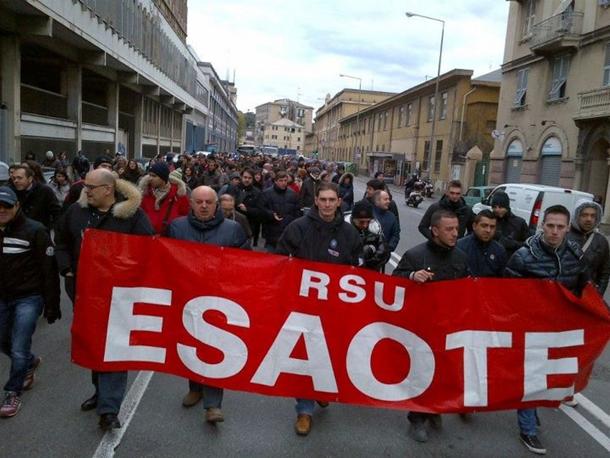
[
  {"xmin": 530, "ymin": 11, "xmax": 583, "ymax": 52},
  {"xmin": 575, "ymin": 87, "xmax": 610, "ymax": 120},
  {"xmin": 21, "ymin": 84, "xmax": 68, "ymax": 119}
]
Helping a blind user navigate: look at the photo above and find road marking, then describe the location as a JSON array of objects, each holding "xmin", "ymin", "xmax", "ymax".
[
  {"xmin": 560, "ymin": 404, "xmax": 610, "ymax": 452},
  {"xmin": 92, "ymin": 371, "xmax": 154, "ymax": 458},
  {"xmin": 574, "ymin": 393, "xmax": 610, "ymax": 429}
]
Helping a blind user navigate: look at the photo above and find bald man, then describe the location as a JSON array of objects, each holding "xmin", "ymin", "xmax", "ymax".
[
  {"xmin": 167, "ymin": 185, "xmax": 249, "ymax": 424},
  {"xmin": 55, "ymin": 168, "xmax": 153, "ymax": 431}
]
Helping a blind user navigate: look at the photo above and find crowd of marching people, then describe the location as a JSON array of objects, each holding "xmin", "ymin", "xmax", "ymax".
[{"xmin": 0, "ymin": 148, "xmax": 608, "ymax": 455}]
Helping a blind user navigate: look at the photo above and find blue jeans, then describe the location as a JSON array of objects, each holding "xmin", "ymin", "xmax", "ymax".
[
  {"xmin": 295, "ymin": 398, "xmax": 315, "ymax": 415},
  {"xmin": 92, "ymin": 371, "xmax": 128, "ymax": 415},
  {"xmin": 189, "ymin": 380, "xmax": 223, "ymax": 409},
  {"xmin": 518, "ymin": 408, "xmax": 537, "ymax": 435},
  {"xmin": 0, "ymin": 295, "xmax": 43, "ymax": 394}
]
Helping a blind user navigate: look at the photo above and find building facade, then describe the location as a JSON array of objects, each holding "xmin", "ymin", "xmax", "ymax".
[
  {"xmin": 337, "ymin": 70, "xmax": 500, "ymax": 187},
  {"xmin": 255, "ymin": 98, "xmax": 313, "ymax": 146},
  {"xmin": 492, "ymin": 0, "xmax": 610, "ymax": 220},
  {"xmin": 314, "ymin": 89, "xmax": 395, "ymax": 165},
  {"xmin": 0, "ymin": 0, "xmax": 238, "ymax": 163},
  {"xmin": 261, "ymin": 118, "xmax": 305, "ymax": 152}
]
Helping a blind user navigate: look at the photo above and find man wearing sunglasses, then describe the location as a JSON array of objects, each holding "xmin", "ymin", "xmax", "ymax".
[
  {"xmin": 55, "ymin": 168, "xmax": 153, "ymax": 431},
  {"xmin": 0, "ymin": 186, "xmax": 60, "ymax": 418}
]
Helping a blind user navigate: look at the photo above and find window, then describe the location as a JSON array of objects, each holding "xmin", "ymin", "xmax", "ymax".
[
  {"xmin": 406, "ymin": 103, "xmax": 412, "ymax": 126},
  {"xmin": 522, "ymin": 0, "xmax": 537, "ymax": 38},
  {"xmin": 514, "ymin": 68, "xmax": 529, "ymax": 107},
  {"xmin": 434, "ymin": 140, "xmax": 443, "ymax": 173},
  {"xmin": 427, "ymin": 96, "xmax": 435, "ymax": 122},
  {"xmin": 440, "ymin": 92, "xmax": 448, "ymax": 120},
  {"xmin": 398, "ymin": 105, "xmax": 405, "ymax": 127},
  {"xmin": 548, "ymin": 55, "xmax": 570, "ymax": 101},
  {"xmin": 377, "ymin": 113, "xmax": 383, "ymax": 131},
  {"xmin": 423, "ymin": 141, "xmax": 430, "ymax": 170},
  {"xmin": 383, "ymin": 111, "xmax": 389, "ymax": 130},
  {"xmin": 363, "ymin": 118, "xmax": 368, "ymax": 134},
  {"xmin": 603, "ymin": 43, "xmax": 610, "ymax": 86}
]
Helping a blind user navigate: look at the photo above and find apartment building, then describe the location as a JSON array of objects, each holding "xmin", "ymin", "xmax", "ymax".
[
  {"xmin": 255, "ymin": 99, "xmax": 312, "ymax": 146},
  {"xmin": 262, "ymin": 118, "xmax": 305, "ymax": 152},
  {"xmin": 337, "ymin": 70, "xmax": 500, "ymax": 187},
  {"xmin": 0, "ymin": 0, "xmax": 238, "ymax": 163},
  {"xmin": 493, "ymin": 0, "xmax": 610, "ymax": 220},
  {"xmin": 314, "ymin": 89, "xmax": 395, "ymax": 165}
]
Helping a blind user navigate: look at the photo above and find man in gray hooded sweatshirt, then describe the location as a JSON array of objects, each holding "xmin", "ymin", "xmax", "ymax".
[{"xmin": 567, "ymin": 199, "xmax": 610, "ymax": 295}]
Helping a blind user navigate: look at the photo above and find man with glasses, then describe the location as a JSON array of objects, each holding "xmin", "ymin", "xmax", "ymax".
[
  {"xmin": 490, "ymin": 191, "xmax": 529, "ymax": 258},
  {"xmin": 0, "ymin": 187, "xmax": 60, "ymax": 418},
  {"xmin": 55, "ymin": 168, "xmax": 153, "ymax": 431}
]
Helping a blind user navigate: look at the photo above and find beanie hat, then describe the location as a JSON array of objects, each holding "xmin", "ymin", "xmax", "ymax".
[
  {"xmin": 491, "ymin": 191, "xmax": 510, "ymax": 209},
  {"xmin": 93, "ymin": 156, "xmax": 113, "ymax": 170},
  {"xmin": 352, "ymin": 200, "xmax": 373, "ymax": 219},
  {"xmin": 150, "ymin": 162, "xmax": 170, "ymax": 182}
]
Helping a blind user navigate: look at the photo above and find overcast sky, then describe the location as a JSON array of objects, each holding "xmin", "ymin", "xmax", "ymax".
[{"xmin": 187, "ymin": 0, "xmax": 509, "ymax": 113}]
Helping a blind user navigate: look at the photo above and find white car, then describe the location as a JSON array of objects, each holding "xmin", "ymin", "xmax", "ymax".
[{"xmin": 473, "ymin": 183, "xmax": 593, "ymax": 233}]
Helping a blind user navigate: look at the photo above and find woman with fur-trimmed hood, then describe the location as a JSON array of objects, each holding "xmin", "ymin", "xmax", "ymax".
[{"xmin": 139, "ymin": 162, "xmax": 190, "ymax": 235}]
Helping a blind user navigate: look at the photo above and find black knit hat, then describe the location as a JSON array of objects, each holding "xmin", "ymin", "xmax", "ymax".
[
  {"xmin": 352, "ymin": 200, "xmax": 373, "ymax": 219},
  {"xmin": 149, "ymin": 162, "xmax": 170, "ymax": 182},
  {"xmin": 491, "ymin": 191, "xmax": 510, "ymax": 209},
  {"xmin": 93, "ymin": 156, "xmax": 113, "ymax": 170}
]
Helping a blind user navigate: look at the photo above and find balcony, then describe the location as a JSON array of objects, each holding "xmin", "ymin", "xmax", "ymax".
[
  {"xmin": 529, "ymin": 11, "xmax": 583, "ymax": 56},
  {"xmin": 574, "ymin": 87, "xmax": 610, "ymax": 121}
]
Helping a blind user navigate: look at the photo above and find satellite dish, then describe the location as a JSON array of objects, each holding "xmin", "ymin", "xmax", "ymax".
[{"xmin": 491, "ymin": 129, "xmax": 504, "ymax": 140}]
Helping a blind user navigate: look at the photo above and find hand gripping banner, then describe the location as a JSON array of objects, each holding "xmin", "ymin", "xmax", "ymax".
[{"xmin": 72, "ymin": 230, "xmax": 610, "ymax": 413}]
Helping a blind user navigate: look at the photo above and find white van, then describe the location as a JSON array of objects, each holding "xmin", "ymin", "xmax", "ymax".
[{"xmin": 472, "ymin": 183, "xmax": 594, "ymax": 233}]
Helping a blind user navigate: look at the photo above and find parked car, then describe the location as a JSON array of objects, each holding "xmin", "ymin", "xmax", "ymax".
[
  {"xmin": 464, "ymin": 186, "xmax": 494, "ymax": 207},
  {"xmin": 473, "ymin": 183, "xmax": 594, "ymax": 233}
]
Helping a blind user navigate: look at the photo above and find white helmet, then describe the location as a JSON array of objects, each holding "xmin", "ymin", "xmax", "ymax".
[{"xmin": 46, "ymin": 150, "xmax": 54, "ymax": 159}]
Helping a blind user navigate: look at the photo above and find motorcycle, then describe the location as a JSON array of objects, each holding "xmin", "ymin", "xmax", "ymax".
[
  {"xmin": 422, "ymin": 178, "xmax": 434, "ymax": 198},
  {"xmin": 406, "ymin": 181, "xmax": 424, "ymax": 208}
]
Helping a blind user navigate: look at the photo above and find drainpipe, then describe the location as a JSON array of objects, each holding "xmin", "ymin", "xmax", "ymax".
[{"xmin": 459, "ymin": 87, "xmax": 477, "ymax": 142}]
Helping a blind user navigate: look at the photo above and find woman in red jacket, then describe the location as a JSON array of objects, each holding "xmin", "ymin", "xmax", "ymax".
[{"xmin": 139, "ymin": 162, "xmax": 190, "ymax": 235}]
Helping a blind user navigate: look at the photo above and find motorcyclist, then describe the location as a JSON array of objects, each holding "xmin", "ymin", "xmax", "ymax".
[{"xmin": 346, "ymin": 200, "xmax": 390, "ymax": 271}]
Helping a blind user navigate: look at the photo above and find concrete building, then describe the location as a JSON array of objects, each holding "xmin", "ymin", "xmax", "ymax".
[
  {"xmin": 314, "ymin": 89, "xmax": 396, "ymax": 165},
  {"xmin": 255, "ymin": 98, "xmax": 313, "ymax": 146},
  {"xmin": 262, "ymin": 118, "xmax": 305, "ymax": 152},
  {"xmin": 337, "ymin": 70, "xmax": 500, "ymax": 187},
  {"xmin": 0, "ymin": 0, "xmax": 238, "ymax": 163},
  {"xmin": 493, "ymin": 0, "xmax": 610, "ymax": 220}
]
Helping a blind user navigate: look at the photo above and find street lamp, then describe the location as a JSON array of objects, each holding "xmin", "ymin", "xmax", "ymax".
[
  {"xmin": 339, "ymin": 73, "xmax": 363, "ymax": 165},
  {"xmin": 406, "ymin": 11, "xmax": 445, "ymax": 176}
]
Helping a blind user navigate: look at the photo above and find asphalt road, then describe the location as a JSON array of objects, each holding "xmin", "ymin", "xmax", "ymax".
[{"xmin": 0, "ymin": 177, "xmax": 609, "ymax": 457}]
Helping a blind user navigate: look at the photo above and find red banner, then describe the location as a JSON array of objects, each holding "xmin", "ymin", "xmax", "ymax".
[{"xmin": 72, "ymin": 230, "xmax": 610, "ymax": 413}]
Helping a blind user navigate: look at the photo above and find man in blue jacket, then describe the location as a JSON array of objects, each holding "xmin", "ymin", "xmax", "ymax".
[
  {"xmin": 457, "ymin": 209, "xmax": 507, "ymax": 277},
  {"xmin": 372, "ymin": 190, "xmax": 400, "ymax": 252},
  {"xmin": 168, "ymin": 185, "xmax": 249, "ymax": 425}
]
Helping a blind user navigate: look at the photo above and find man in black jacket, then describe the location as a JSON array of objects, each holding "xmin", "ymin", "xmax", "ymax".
[
  {"xmin": 298, "ymin": 166, "xmax": 320, "ymax": 209},
  {"xmin": 0, "ymin": 187, "xmax": 60, "ymax": 418},
  {"xmin": 491, "ymin": 191, "xmax": 530, "ymax": 257},
  {"xmin": 418, "ymin": 180, "xmax": 473, "ymax": 240},
  {"xmin": 237, "ymin": 169, "xmax": 264, "ymax": 247},
  {"xmin": 261, "ymin": 171, "xmax": 300, "ymax": 253},
  {"xmin": 55, "ymin": 169, "xmax": 154, "ymax": 431},
  {"xmin": 277, "ymin": 181, "xmax": 361, "ymax": 437},
  {"xmin": 457, "ymin": 209, "xmax": 508, "ymax": 277},
  {"xmin": 568, "ymin": 200, "xmax": 610, "ymax": 295},
  {"xmin": 168, "ymin": 185, "xmax": 248, "ymax": 424},
  {"xmin": 505, "ymin": 204, "xmax": 589, "ymax": 455},
  {"xmin": 393, "ymin": 209, "xmax": 469, "ymax": 443},
  {"xmin": 10, "ymin": 165, "xmax": 61, "ymax": 231}
]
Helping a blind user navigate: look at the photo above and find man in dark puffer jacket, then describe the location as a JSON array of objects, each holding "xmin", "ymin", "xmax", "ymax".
[
  {"xmin": 491, "ymin": 191, "xmax": 530, "ymax": 257},
  {"xmin": 505, "ymin": 204, "xmax": 589, "ymax": 456},
  {"xmin": 418, "ymin": 180, "xmax": 473, "ymax": 240},
  {"xmin": 567, "ymin": 199, "xmax": 610, "ymax": 295}
]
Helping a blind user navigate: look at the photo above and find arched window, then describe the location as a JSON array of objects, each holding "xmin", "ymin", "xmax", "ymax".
[
  {"xmin": 539, "ymin": 137, "xmax": 562, "ymax": 186},
  {"xmin": 505, "ymin": 139, "xmax": 524, "ymax": 183}
]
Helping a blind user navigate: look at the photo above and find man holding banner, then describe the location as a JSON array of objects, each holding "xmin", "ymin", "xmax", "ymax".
[
  {"xmin": 277, "ymin": 181, "xmax": 361, "ymax": 436},
  {"xmin": 55, "ymin": 169, "xmax": 154, "ymax": 431},
  {"xmin": 505, "ymin": 204, "xmax": 589, "ymax": 455},
  {"xmin": 167, "ymin": 185, "xmax": 249, "ymax": 424},
  {"xmin": 392, "ymin": 209, "xmax": 469, "ymax": 443}
]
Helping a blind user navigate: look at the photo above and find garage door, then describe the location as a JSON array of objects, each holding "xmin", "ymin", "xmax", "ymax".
[
  {"xmin": 505, "ymin": 157, "xmax": 522, "ymax": 183},
  {"xmin": 539, "ymin": 155, "xmax": 561, "ymax": 186}
]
